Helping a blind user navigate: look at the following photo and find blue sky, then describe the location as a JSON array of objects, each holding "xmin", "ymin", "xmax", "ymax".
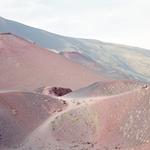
[{"xmin": 0, "ymin": 0, "xmax": 150, "ymax": 49}]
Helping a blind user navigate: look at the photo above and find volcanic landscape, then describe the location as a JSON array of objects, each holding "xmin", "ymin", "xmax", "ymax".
[{"xmin": 0, "ymin": 17, "xmax": 150, "ymax": 150}]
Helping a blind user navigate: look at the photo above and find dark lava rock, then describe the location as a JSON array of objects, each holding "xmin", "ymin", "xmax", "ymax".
[{"xmin": 49, "ymin": 87, "xmax": 72, "ymax": 96}]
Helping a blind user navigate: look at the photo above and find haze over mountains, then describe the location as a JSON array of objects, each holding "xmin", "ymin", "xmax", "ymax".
[
  {"xmin": 0, "ymin": 16, "xmax": 150, "ymax": 82},
  {"xmin": 0, "ymin": 17, "xmax": 150, "ymax": 150}
]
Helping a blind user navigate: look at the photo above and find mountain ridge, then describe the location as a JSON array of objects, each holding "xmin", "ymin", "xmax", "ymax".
[{"xmin": 0, "ymin": 16, "xmax": 150, "ymax": 82}]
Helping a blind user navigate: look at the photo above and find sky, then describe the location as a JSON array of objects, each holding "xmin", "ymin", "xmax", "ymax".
[{"xmin": 0, "ymin": 0, "xmax": 150, "ymax": 49}]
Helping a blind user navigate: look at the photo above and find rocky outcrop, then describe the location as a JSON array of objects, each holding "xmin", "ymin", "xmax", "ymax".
[
  {"xmin": 48, "ymin": 87, "xmax": 72, "ymax": 96},
  {"xmin": 40, "ymin": 86, "xmax": 72, "ymax": 97}
]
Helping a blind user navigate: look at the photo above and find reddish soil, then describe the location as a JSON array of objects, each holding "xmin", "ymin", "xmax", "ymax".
[{"xmin": 0, "ymin": 33, "xmax": 108, "ymax": 91}]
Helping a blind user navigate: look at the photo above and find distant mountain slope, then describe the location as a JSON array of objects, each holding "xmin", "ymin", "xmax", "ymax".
[
  {"xmin": 0, "ymin": 33, "xmax": 107, "ymax": 90},
  {"xmin": 0, "ymin": 17, "xmax": 150, "ymax": 82},
  {"xmin": 60, "ymin": 51, "xmax": 132, "ymax": 80}
]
